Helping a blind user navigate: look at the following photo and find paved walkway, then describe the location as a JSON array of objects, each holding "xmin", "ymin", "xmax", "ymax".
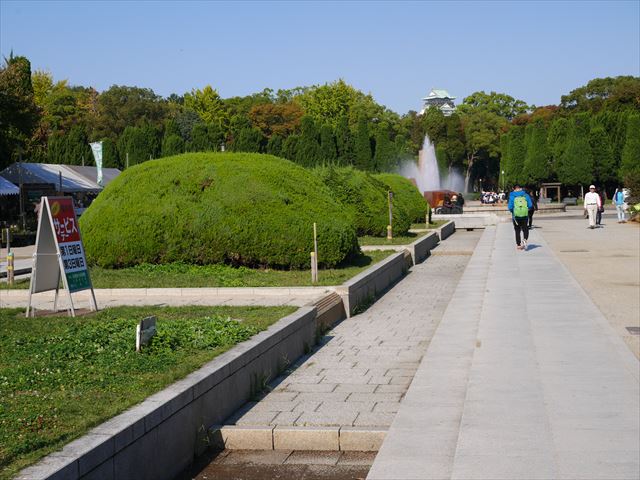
[
  {"xmin": 368, "ymin": 224, "xmax": 640, "ymax": 480},
  {"xmin": 535, "ymin": 212, "xmax": 640, "ymax": 358},
  {"xmin": 225, "ymin": 231, "xmax": 482, "ymax": 429}
]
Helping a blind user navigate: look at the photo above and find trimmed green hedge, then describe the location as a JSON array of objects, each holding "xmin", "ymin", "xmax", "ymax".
[
  {"xmin": 315, "ymin": 166, "xmax": 412, "ymax": 236},
  {"xmin": 80, "ymin": 153, "xmax": 359, "ymax": 269},
  {"xmin": 374, "ymin": 173, "xmax": 430, "ymax": 223}
]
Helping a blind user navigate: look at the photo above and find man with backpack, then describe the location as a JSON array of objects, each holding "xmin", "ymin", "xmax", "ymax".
[{"xmin": 508, "ymin": 184, "xmax": 533, "ymax": 250}]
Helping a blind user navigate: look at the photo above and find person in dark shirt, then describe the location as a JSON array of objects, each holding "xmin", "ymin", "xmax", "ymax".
[{"xmin": 527, "ymin": 189, "xmax": 538, "ymax": 229}]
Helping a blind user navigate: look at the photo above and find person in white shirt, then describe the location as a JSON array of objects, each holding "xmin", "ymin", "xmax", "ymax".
[{"xmin": 584, "ymin": 185, "xmax": 602, "ymax": 229}]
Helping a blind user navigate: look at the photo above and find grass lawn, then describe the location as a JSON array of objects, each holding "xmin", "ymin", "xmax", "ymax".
[
  {"xmin": 359, "ymin": 230, "xmax": 432, "ymax": 246},
  {"xmin": 0, "ymin": 305, "xmax": 295, "ymax": 479},
  {"xmin": 0, "ymin": 251, "xmax": 393, "ymax": 290}
]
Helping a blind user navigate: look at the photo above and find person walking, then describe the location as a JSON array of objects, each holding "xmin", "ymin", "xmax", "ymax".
[
  {"xmin": 584, "ymin": 185, "xmax": 601, "ymax": 229},
  {"xmin": 508, "ymin": 184, "xmax": 533, "ymax": 250},
  {"xmin": 527, "ymin": 189, "xmax": 538, "ymax": 229},
  {"xmin": 613, "ymin": 187, "xmax": 627, "ymax": 223},
  {"xmin": 595, "ymin": 188, "xmax": 605, "ymax": 226}
]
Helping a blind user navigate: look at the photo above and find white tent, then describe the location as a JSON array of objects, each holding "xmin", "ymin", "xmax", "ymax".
[
  {"xmin": 0, "ymin": 175, "xmax": 20, "ymax": 196},
  {"xmin": 0, "ymin": 163, "xmax": 120, "ymax": 193}
]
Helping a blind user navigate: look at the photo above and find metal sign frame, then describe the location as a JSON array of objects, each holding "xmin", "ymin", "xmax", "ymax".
[{"xmin": 26, "ymin": 196, "xmax": 97, "ymax": 317}]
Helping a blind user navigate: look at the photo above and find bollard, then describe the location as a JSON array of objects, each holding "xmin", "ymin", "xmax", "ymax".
[
  {"xmin": 310, "ymin": 252, "xmax": 318, "ymax": 283},
  {"xmin": 7, "ymin": 251, "xmax": 14, "ymax": 286}
]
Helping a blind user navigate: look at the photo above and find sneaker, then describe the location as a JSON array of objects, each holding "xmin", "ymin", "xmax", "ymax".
[{"xmin": 522, "ymin": 239, "xmax": 528, "ymax": 250}]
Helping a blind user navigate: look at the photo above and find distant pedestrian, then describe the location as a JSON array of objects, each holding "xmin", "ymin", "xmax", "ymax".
[
  {"xmin": 584, "ymin": 185, "xmax": 601, "ymax": 229},
  {"xmin": 508, "ymin": 184, "xmax": 533, "ymax": 250},
  {"xmin": 527, "ymin": 189, "xmax": 538, "ymax": 229},
  {"xmin": 595, "ymin": 188, "xmax": 605, "ymax": 226},
  {"xmin": 613, "ymin": 187, "xmax": 627, "ymax": 223}
]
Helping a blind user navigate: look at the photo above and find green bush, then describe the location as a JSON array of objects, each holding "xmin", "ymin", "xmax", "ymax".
[
  {"xmin": 80, "ymin": 153, "xmax": 359, "ymax": 269},
  {"xmin": 374, "ymin": 173, "xmax": 430, "ymax": 223},
  {"xmin": 315, "ymin": 166, "xmax": 412, "ymax": 236}
]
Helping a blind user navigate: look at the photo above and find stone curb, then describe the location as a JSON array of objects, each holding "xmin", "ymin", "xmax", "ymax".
[
  {"xmin": 0, "ymin": 286, "xmax": 330, "ymax": 298},
  {"xmin": 210, "ymin": 425, "xmax": 387, "ymax": 452}
]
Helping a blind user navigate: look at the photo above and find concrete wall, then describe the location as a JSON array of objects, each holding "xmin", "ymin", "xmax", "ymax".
[
  {"xmin": 16, "ymin": 307, "xmax": 318, "ymax": 480},
  {"xmin": 408, "ymin": 231, "xmax": 439, "ymax": 265},
  {"xmin": 436, "ymin": 220, "xmax": 456, "ymax": 241},
  {"xmin": 334, "ymin": 251, "xmax": 412, "ymax": 317}
]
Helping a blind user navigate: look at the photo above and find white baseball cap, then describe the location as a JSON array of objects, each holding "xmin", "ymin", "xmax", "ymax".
[{"xmin": 589, "ymin": 185, "xmax": 596, "ymax": 189}]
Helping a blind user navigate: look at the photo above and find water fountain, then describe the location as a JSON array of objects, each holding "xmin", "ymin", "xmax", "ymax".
[{"xmin": 399, "ymin": 134, "xmax": 456, "ymax": 208}]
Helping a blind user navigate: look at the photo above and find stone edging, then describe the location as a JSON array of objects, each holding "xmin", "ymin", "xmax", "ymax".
[
  {"xmin": 1, "ymin": 286, "xmax": 329, "ymax": 299},
  {"xmin": 435, "ymin": 220, "xmax": 455, "ymax": 241},
  {"xmin": 210, "ymin": 425, "xmax": 387, "ymax": 452},
  {"xmin": 333, "ymin": 251, "xmax": 412, "ymax": 317}
]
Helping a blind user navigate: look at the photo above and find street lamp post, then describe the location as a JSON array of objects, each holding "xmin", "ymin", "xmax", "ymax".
[{"xmin": 501, "ymin": 170, "xmax": 505, "ymax": 192}]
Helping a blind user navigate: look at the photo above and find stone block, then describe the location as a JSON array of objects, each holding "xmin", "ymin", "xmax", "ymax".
[
  {"xmin": 273, "ymin": 426, "xmax": 340, "ymax": 450},
  {"xmin": 217, "ymin": 425, "xmax": 274, "ymax": 449},
  {"xmin": 339, "ymin": 426, "xmax": 387, "ymax": 451}
]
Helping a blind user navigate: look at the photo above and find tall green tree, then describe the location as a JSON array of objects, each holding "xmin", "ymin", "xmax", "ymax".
[
  {"xmin": 161, "ymin": 135, "xmax": 184, "ymax": 157},
  {"xmin": 460, "ymin": 109, "xmax": 507, "ymax": 191},
  {"xmin": 296, "ymin": 116, "xmax": 321, "ymax": 167},
  {"xmin": 117, "ymin": 124, "xmax": 160, "ymax": 166},
  {"xmin": 504, "ymin": 126, "xmax": 526, "ymax": 186},
  {"xmin": 233, "ymin": 127, "xmax": 264, "ymax": 153},
  {"xmin": 558, "ymin": 113, "xmax": 594, "ymax": 186},
  {"xmin": 94, "ymin": 85, "xmax": 167, "ymax": 140},
  {"xmin": 589, "ymin": 126, "xmax": 616, "ymax": 185},
  {"xmin": 373, "ymin": 122, "xmax": 394, "ymax": 172},
  {"xmin": 547, "ymin": 117, "xmax": 569, "ymax": 175},
  {"xmin": 422, "ymin": 106, "xmax": 446, "ymax": 144},
  {"xmin": 457, "ymin": 91, "xmax": 529, "ymax": 120},
  {"xmin": 266, "ymin": 134, "xmax": 283, "ymax": 157},
  {"xmin": 354, "ymin": 114, "xmax": 372, "ymax": 170},
  {"xmin": 560, "ymin": 76, "xmax": 640, "ymax": 113},
  {"xmin": 620, "ymin": 114, "xmax": 640, "ymax": 179},
  {"xmin": 101, "ymin": 137, "xmax": 120, "ymax": 168},
  {"xmin": 183, "ymin": 85, "xmax": 229, "ymax": 132},
  {"xmin": 0, "ymin": 54, "xmax": 38, "ymax": 167},
  {"xmin": 523, "ymin": 120, "xmax": 549, "ymax": 185},
  {"xmin": 281, "ymin": 134, "xmax": 300, "ymax": 161},
  {"xmin": 65, "ymin": 125, "xmax": 92, "ymax": 165},
  {"xmin": 335, "ymin": 116, "xmax": 353, "ymax": 165},
  {"xmin": 319, "ymin": 124, "xmax": 337, "ymax": 163},
  {"xmin": 187, "ymin": 123, "xmax": 223, "ymax": 152}
]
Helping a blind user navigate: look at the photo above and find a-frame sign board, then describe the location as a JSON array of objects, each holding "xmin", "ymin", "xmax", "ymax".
[{"xmin": 26, "ymin": 197, "xmax": 97, "ymax": 317}]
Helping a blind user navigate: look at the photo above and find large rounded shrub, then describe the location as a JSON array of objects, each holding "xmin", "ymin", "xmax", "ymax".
[
  {"xmin": 80, "ymin": 153, "xmax": 359, "ymax": 268},
  {"xmin": 315, "ymin": 166, "xmax": 411, "ymax": 236},
  {"xmin": 374, "ymin": 173, "xmax": 430, "ymax": 223}
]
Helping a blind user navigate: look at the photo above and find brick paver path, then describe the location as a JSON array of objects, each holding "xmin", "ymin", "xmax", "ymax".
[{"xmin": 226, "ymin": 231, "xmax": 482, "ymax": 428}]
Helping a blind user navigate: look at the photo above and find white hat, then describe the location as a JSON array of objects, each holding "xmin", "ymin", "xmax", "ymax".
[{"xmin": 589, "ymin": 185, "xmax": 596, "ymax": 189}]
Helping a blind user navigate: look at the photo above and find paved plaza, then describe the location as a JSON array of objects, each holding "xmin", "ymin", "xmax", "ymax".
[{"xmin": 368, "ymin": 221, "xmax": 639, "ymax": 480}]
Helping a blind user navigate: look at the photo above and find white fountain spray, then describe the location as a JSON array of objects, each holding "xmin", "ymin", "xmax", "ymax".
[
  {"xmin": 397, "ymin": 134, "xmax": 440, "ymax": 193},
  {"xmin": 397, "ymin": 134, "xmax": 467, "ymax": 194}
]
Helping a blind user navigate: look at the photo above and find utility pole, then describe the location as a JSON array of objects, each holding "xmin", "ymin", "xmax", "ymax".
[{"xmin": 18, "ymin": 149, "xmax": 26, "ymax": 231}]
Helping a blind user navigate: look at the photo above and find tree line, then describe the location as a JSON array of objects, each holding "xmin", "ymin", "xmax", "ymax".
[{"xmin": 1, "ymin": 53, "xmax": 638, "ymax": 193}]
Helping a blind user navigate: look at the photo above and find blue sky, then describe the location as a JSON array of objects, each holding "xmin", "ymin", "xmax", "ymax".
[{"xmin": 1, "ymin": 0, "xmax": 638, "ymax": 114}]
